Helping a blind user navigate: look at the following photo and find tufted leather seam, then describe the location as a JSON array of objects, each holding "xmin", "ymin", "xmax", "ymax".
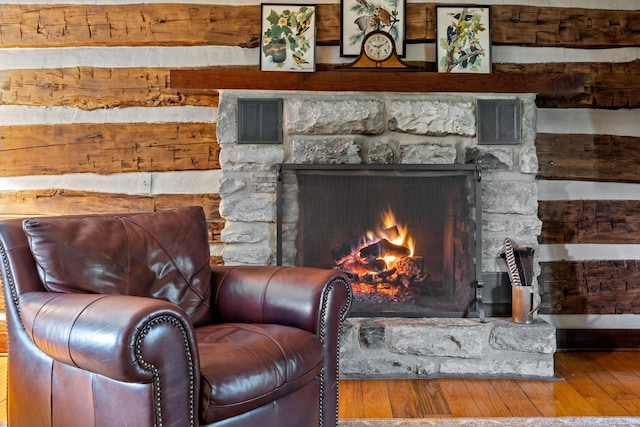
[
  {"xmin": 66, "ymin": 295, "xmax": 110, "ymax": 369},
  {"xmin": 212, "ymin": 266, "xmax": 233, "ymax": 314},
  {"xmin": 228, "ymin": 323, "xmax": 289, "ymax": 383},
  {"xmin": 123, "ymin": 216, "xmax": 211, "ymax": 307},
  {"xmin": 261, "ymin": 267, "xmax": 282, "ymax": 324},
  {"xmin": 117, "ymin": 217, "xmax": 133, "ymax": 296},
  {"xmin": 203, "ymin": 360, "xmax": 322, "ymax": 422}
]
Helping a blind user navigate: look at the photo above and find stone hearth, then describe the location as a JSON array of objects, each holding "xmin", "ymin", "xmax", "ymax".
[
  {"xmin": 216, "ymin": 90, "xmax": 555, "ymax": 378},
  {"xmin": 341, "ymin": 318, "xmax": 555, "ymax": 379}
]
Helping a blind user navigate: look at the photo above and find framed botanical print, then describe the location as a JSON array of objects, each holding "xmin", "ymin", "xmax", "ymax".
[
  {"xmin": 436, "ymin": 5, "xmax": 491, "ymax": 73},
  {"xmin": 260, "ymin": 4, "xmax": 317, "ymax": 72},
  {"xmin": 341, "ymin": 0, "xmax": 406, "ymax": 57}
]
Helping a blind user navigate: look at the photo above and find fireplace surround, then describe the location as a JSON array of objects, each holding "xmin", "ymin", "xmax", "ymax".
[{"xmin": 216, "ymin": 90, "xmax": 556, "ymax": 378}]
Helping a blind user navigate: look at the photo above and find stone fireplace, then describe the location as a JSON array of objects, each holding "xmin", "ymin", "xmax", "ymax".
[{"xmin": 216, "ymin": 90, "xmax": 556, "ymax": 379}]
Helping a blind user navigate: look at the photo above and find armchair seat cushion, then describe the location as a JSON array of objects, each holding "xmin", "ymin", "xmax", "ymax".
[{"xmin": 195, "ymin": 323, "xmax": 324, "ymax": 423}]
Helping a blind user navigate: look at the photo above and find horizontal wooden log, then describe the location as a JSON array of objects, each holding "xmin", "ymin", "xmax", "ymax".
[
  {"xmin": 0, "ymin": 67, "xmax": 217, "ymax": 110},
  {"xmin": 495, "ymin": 60, "xmax": 640, "ymax": 109},
  {"xmin": 0, "ymin": 4, "xmax": 260, "ymax": 48},
  {"xmin": 540, "ymin": 260, "xmax": 640, "ymax": 315},
  {"xmin": 556, "ymin": 329, "xmax": 640, "ymax": 350},
  {"xmin": 1, "ymin": 61, "xmax": 637, "ymax": 110},
  {"xmin": 0, "ymin": 190, "xmax": 223, "ymax": 243},
  {"xmin": 0, "ymin": 4, "xmax": 637, "ymax": 49},
  {"xmin": 0, "ymin": 122, "xmax": 219, "ymax": 176},
  {"xmin": 539, "ymin": 200, "xmax": 640, "ymax": 244},
  {"xmin": 537, "ymin": 133, "xmax": 640, "ymax": 182},
  {"xmin": 491, "ymin": 7, "xmax": 640, "ymax": 48}
]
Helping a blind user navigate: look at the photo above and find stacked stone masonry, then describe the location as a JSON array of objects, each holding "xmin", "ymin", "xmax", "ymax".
[
  {"xmin": 216, "ymin": 91, "xmax": 554, "ymax": 378},
  {"xmin": 341, "ymin": 318, "xmax": 556, "ymax": 379}
]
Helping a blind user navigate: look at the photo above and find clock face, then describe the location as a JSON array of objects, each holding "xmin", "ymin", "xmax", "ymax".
[{"xmin": 363, "ymin": 32, "xmax": 394, "ymax": 62}]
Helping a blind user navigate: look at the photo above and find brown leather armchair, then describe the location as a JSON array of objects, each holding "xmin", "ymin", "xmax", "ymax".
[{"xmin": 0, "ymin": 207, "xmax": 352, "ymax": 427}]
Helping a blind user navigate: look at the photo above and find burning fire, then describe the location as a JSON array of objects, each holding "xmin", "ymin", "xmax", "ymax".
[
  {"xmin": 380, "ymin": 208, "xmax": 415, "ymax": 258},
  {"xmin": 332, "ymin": 207, "xmax": 427, "ymax": 292}
]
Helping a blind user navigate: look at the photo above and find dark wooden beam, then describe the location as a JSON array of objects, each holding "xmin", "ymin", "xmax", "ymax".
[
  {"xmin": 557, "ymin": 329, "xmax": 640, "ymax": 350},
  {"xmin": 170, "ymin": 69, "xmax": 585, "ymax": 95}
]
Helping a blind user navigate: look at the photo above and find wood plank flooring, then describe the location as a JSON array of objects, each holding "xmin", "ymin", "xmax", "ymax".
[
  {"xmin": 0, "ymin": 352, "xmax": 638, "ymax": 422},
  {"xmin": 338, "ymin": 352, "xmax": 640, "ymax": 419}
]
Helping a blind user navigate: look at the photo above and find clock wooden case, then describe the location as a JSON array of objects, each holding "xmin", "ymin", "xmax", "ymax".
[{"xmin": 341, "ymin": 30, "xmax": 420, "ymax": 70}]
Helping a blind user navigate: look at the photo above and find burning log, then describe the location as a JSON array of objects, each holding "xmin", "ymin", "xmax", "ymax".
[
  {"xmin": 395, "ymin": 256, "xmax": 424, "ymax": 279},
  {"xmin": 331, "ymin": 237, "xmax": 363, "ymax": 263},
  {"xmin": 359, "ymin": 239, "xmax": 410, "ymax": 259},
  {"xmin": 376, "ymin": 268, "xmax": 397, "ymax": 280}
]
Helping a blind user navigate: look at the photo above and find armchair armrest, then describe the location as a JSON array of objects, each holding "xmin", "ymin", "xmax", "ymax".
[
  {"xmin": 210, "ymin": 265, "xmax": 352, "ymax": 427},
  {"xmin": 210, "ymin": 266, "xmax": 352, "ymax": 333},
  {"xmin": 19, "ymin": 291, "xmax": 200, "ymax": 426}
]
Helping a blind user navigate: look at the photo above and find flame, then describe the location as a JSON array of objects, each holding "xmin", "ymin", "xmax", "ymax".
[{"xmin": 379, "ymin": 208, "xmax": 414, "ymax": 257}]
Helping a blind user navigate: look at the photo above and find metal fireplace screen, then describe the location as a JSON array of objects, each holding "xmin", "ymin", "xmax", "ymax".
[{"xmin": 277, "ymin": 164, "xmax": 482, "ymax": 318}]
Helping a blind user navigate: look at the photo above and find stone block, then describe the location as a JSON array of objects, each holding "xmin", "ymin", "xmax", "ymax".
[
  {"xmin": 465, "ymin": 146, "xmax": 513, "ymax": 170},
  {"xmin": 340, "ymin": 320, "xmax": 356, "ymax": 353},
  {"xmin": 364, "ymin": 142, "xmax": 395, "ymax": 164},
  {"xmin": 285, "ymin": 98, "xmax": 385, "ymax": 135},
  {"xmin": 483, "ymin": 214, "xmax": 542, "ymax": 237},
  {"xmin": 218, "ymin": 177, "xmax": 246, "ymax": 195},
  {"xmin": 519, "ymin": 145, "xmax": 539, "ymax": 174},
  {"xmin": 219, "ymin": 193, "xmax": 275, "ymax": 222},
  {"xmin": 340, "ymin": 354, "xmax": 416, "ymax": 377},
  {"xmin": 415, "ymin": 358, "xmax": 439, "ymax": 376},
  {"xmin": 389, "ymin": 98, "xmax": 475, "ymax": 136},
  {"xmin": 439, "ymin": 353, "xmax": 554, "ymax": 378},
  {"xmin": 216, "ymin": 92, "xmax": 238, "ymax": 144},
  {"xmin": 520, "ymin": 97, "xmax": 537, "ymax": 142},
  {"xmin": 290, "ymin": 137, "xmax": 362, "ymax": 164},
  {"xmin": 250, "ymin": 173, "xmax": 277, "ymax": 193},
  {"xmin": 489, "ymin": 318, "xmax": 557, "ymax": 354},
  {"xmin": 388, "ymin": 319, "xmax": 492, "ymax": 359},
  {"xmin": 398, "ymin": 143, "xmax": 457, "ymax": 164},
  {"xmin": 219, "ymin": 145, "xmax": 284, "ymax": 171},
  {"xmin": 220, "ymin": 221, "xmax": 270, "ymax": 244},
  {"xmin": 483, "ymin": 181, "xmax": 538, "ymax": 215},
  {"xmin": 359, "ymin": 325, "xmax": 386, "ymax": 349},
  {"xmin": 222, "ymin": 245, "xmax": 273, "ymax": 265}
]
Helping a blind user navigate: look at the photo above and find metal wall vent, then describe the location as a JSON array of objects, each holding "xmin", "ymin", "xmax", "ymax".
[
  {"xmin": 238, "ymin": 98, "xmax": 283, "ymax": 144},
  {"xmin": 477, "ymin": 99, "xmax": 521, "ymax": 145}
]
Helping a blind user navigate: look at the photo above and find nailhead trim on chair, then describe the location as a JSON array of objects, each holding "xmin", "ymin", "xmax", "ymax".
[
  {"xmin": 0, "ymin": 242, "xmax": 22, "ymax": 318},
  {"xmin": 318, "ymin": 277, "xmax": 353, "ymax": 427},
  {"xmin": 134, "ymin": 315, "xmax": 197, "ymax": 427}
]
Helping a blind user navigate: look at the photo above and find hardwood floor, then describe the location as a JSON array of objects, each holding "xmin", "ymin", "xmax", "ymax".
[
  {"xmin": 338, "ymin": 352, "xmax": 640, "ymax": 419},
  {"xmin": 0, "ymin": 352, "xmax": 638, "ymax": 422},
  {"xmin": 0, "ymin": 356, "xmax": 5, "ymax": 423}
]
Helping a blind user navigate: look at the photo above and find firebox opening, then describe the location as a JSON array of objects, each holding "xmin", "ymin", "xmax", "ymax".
[{"xmin": 277, "ymin": 164, "xmax": 482, "ymax": 318}]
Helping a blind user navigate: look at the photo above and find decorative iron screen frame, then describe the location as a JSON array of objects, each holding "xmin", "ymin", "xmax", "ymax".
[{"xmin": 276, "ymin": 163, "xmax": 485, "ymax": 320}]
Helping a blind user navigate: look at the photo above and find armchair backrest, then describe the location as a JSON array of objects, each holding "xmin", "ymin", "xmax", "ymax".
[{"xmin": 5, "ymin": 207, "xmax": 213, "ymax": 325}]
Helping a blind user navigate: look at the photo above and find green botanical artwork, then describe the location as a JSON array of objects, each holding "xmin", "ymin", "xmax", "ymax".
[
  {"xmin": 261, "ymin": 5, "xmax": 316, "ymax": 72},
  {"xmin": 437, "ymin": 6, "xmax": 491, "ymax": 73}
]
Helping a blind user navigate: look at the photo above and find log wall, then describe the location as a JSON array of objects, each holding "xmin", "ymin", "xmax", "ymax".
[{"xmin": 0, "ymin": 1, "xmax": 639, "ymax": 337}]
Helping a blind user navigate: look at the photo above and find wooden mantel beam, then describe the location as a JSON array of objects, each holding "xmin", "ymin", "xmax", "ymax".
[{"xmin": 170, "ymin": 69, "xmax": 585, "ymax": 95}]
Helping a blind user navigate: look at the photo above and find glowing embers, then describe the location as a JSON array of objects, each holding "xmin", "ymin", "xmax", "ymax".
[{"xmin": 332, "ymin": 208, "xmax": 428, "ymax": 303}]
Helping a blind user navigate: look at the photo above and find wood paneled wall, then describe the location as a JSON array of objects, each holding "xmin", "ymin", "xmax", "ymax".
[{"xmin": 0, "ymin": 1, "xmax": 639, "ymax": 322}]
